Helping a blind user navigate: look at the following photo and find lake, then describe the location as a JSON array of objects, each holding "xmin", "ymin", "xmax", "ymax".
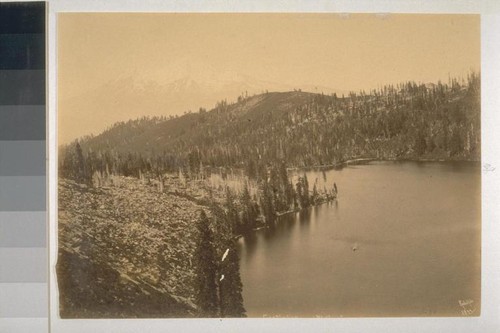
[{"xmin": 237, "ymin": 161, "xmax": 481, "ymax": 317}]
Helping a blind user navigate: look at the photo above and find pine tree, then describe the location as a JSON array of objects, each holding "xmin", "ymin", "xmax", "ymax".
[
  {"xmin": 296, "ymin": 174, "xmax": 311, "ymax": 208},
  {"xmin": 296, "ymin": 179, "xmax": 304, "ymax": 208},
  {"xmin": 219, "ymin": 239, "xmax": 246, "ymax": 317},
  {"xmin": 303, "ymin": 174, "xmax": 310, "ymax": 207},
  {"xmin": 72, "ymin": 142, "xmax": 92, "ymax": 185},
  {"xmin": 312, "ymin": 182, "xmax": 319, "ymax": 204},
  {"xmin": 225, "ymin": 187, "xmax": 241, "ymax": 234},
  {"xmin": 208, "ymin": 203, "xmax": 246, "ymax": 317},
  {"xmin": 240, "ymin": 183, "xmax": 257, "ymax": 234},
  {"xmin": 193, "ymin": 210, "xmax": 218, "ymax": 317},
  {"xmin": 260, "ymin": 181, "xmax": 276, "ymax": 226}
]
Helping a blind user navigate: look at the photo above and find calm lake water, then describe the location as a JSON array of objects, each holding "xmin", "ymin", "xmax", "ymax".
[{"xmin": 237, "ymin": 161, "xmax": 481, "ymax": 317}]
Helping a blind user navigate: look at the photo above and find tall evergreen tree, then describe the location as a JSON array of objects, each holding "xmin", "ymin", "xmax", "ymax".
[
  {"xmin": 260, "ymin": 181, "xmax": 276, "ymax": 226},
  {"xmin": 219, "ymin": 239, "xmax": 246, "ymax": 317},
  {"xmin": 303, "ymin": 174, "xmax": 310, "ymax": 207},
  {"xmin": 208, "ymin": 203, "xmax": 246, "ymax": 317},
  {"xmin": 225, "ymin": 187, "xmax": 241, "ymax": 234},
  {"xmin": 312, "ymin": 182, "xmax": 319, "ymax": 204},
  {"xmin": 240, "ymin": 183, "xmax": 257, "ymax": 234},
  {"xmin": 193, "ymin": 210, "xmax": 218, "ymax": 317}
]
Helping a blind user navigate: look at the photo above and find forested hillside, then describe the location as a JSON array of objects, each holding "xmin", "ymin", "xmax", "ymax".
[{"xmin": 59, "ymin": 73, "xmax": 480, "ymax": 181}]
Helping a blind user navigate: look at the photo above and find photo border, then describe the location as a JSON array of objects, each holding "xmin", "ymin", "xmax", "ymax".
[{"xmin": 48, "ymin": 1, "xmax": 500, "ymax": 332}]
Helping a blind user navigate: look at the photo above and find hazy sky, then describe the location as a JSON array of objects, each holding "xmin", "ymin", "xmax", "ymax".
[{"xmin": 58, "ymin": 13, "xmax": 480, "ymax": 144}]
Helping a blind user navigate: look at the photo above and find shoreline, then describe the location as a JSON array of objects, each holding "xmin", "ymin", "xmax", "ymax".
[
  {"xmin": 287, "ymin": 156, "xmax": 481, "ymax": 172},
  {"xmin": 245, "ymin": 197, "xmax": 336, "ymax": 236}
]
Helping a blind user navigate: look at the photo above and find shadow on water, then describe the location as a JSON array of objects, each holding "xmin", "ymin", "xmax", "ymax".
[
  {"xmin": 240, "ymin": 201, "xmax": 339, "ymax": 261},
  {"xmin": 240, "ymin": 233, "xmax": 258, "ymax": 260},
  {"xmin": 264, "ymin": 213, "xmax": 296, "ymax": 240},
  {"xmin": 298, "ymin": 208, "xmax": 312, "ymax": 232},
  {"xmin": 260, "ymin": 207, "xmax": 315, "ymax": 243},
  {"xmin": 448, "ymin": 160, "xmax": 481, "ymax": 173}
]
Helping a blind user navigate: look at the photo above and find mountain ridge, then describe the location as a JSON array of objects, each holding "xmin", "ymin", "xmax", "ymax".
[
  {"xmin": 59, "ymin": 69, "xmax": 345, "ymax": 145},
  {"xmin": 59, "ymin": 74, "xmax": 481, "ymax": 180}
]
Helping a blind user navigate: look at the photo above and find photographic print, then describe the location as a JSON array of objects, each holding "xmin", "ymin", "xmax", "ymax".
[{"xmin": 56, "ymin": 13, "xmax": 480, "ymax": 318}]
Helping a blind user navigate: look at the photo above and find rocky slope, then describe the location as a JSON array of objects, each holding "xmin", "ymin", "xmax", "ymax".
[{"xmin": 57, "ymin": 175, "xmax": 215, "ymax": 318}]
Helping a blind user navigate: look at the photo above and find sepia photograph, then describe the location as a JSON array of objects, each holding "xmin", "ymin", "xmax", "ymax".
[{"xmin": 56, "ymin": 13, "xmax": 481, "ymax": 319}]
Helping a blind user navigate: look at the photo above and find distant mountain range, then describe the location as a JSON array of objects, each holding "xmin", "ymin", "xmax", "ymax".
[{"xmin": 59, "ymin": 70, "xmax": 346, "ymax": 144}]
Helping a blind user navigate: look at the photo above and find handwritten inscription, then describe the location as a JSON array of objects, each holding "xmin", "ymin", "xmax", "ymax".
[
  {"xmin": 458, "ymin": 299, "xmax": 476, "ymax": 316},
  {"xmin": 483, "ymin": 163, "xmax": 496, "ymax": 172}
]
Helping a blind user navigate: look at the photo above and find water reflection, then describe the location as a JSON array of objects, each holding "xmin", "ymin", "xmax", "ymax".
[
  {"xmin": 240, "ymin": 232, "xmax": 258, "ymax": 262},
  {"xmin": 298, "ymin": 208, "xmax": 311, "ymax": 228}
]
